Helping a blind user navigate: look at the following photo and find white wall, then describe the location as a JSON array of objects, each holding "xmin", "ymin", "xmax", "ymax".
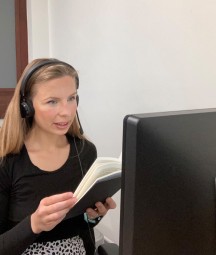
[
  {"xmin": 27, "ymin": 0, "xmax": 216, "ymax": 244},
  {"xmin": 27, "ymin": 0, "xmax": 50, "ymax": 60}
]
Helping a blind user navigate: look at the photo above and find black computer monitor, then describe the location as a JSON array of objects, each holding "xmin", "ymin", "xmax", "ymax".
[{"xmin": 120, "ymin": 109, "xmax": 216, "ymax": 255}]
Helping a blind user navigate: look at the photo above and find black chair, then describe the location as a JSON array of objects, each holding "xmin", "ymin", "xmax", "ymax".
[{"xmin": 96, "ymin": 243, "xmax": 119, "ymax": 255}]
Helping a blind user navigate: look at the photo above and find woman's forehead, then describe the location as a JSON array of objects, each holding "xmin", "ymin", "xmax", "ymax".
[{"xmin": 33, "ymin": 76, "xmax": 77, "ymax": 97}]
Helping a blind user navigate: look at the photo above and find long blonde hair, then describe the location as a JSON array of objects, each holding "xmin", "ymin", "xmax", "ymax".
[{"xmin": 0, "ymin": 58, "xmax": 84, "ymax": 159}]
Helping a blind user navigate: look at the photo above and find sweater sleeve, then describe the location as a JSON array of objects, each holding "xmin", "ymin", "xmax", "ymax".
[
  {"xmin": 0, "ymin": 159, "xmax": 38, "ymax": 255},
  {"xmin": 0, "ymin": 216, "xmax": 39, "ymax": 255}
]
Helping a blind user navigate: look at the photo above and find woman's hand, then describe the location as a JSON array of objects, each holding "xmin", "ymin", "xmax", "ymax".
[
  {"xmin": 86, "ymin": 197, "xmax": 116, "ymax": 220},
  {"xmin": 31, "ymin": 192, "xmax": 77, "ymax": 234}
]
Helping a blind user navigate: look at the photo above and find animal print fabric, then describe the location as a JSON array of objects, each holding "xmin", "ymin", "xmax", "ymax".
[{"xmin": 22, "ymin": 236, "xmax": 86, "ymax": 254}]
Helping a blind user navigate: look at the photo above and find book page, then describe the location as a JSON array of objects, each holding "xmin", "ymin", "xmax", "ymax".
[{"xmin": 74, "ymin": 157, "xmax": 121, "ymax": 198}]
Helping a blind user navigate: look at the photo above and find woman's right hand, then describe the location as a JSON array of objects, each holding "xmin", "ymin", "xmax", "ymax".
[{"xmin": 31, "ymin": 192, "xmax": 77, "ymax": 234}]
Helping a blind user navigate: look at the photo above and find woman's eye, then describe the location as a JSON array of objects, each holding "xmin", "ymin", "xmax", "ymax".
[
  {"xmin": 68, "ymin": 96, "xmax": 76, "ymax": 102},
  {"xmin": 47, "ymin": 100, "xmax": 57, "ymax": 105}
]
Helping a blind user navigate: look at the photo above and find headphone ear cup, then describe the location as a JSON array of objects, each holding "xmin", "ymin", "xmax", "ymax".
[
  {"xmin": 20, "ymin": 99, "xmax": 35, "ymax": 118},
  {"xmin": 76, "ymin": 95, "xmax": 79, "ymax": 106}
]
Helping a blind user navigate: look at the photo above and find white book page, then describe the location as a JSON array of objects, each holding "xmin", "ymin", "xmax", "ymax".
[{"xmin": 74, "ymin": 157, "xmax": 121, "ymax": 197}]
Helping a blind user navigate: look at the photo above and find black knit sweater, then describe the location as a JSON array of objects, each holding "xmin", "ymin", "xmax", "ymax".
[{"xmin": 0, "ymin": 135, "xmax": 97, "ymax": 255}]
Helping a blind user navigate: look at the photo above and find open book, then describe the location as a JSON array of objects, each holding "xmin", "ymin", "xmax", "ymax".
[{"xmin": 66, "ymin": 156, "xmax": 122, "ymax": 219}]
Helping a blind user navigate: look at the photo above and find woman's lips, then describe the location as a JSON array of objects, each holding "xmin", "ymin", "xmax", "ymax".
[{"xmin": 54, "ymin": 122, "xmax": 69, "ymax": 129}]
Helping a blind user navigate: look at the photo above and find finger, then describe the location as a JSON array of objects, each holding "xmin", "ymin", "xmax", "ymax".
[
  {"xmin": 105, "ymin": 197, "xmax": 117, "ymax": 209},
  {"xmin": 42, "ymin": 192, "xmax": 75, "ymax": 206},
  {"xmin": 86, "ymin": 198, "xmax": 117, "ymax": 219},
  {"xmin": 45, "ymin": 197, "xmax": 77, "ymax": 215},
  {"xmin": 95, "ymin": 202, "xmax": 107, "ymax": 216},
  {"xmin": 44, "ymin": 207, "xmax": 71, "ymax": 222},
  {"xmin": 95, "ymin": 198, "xmax": 116, "ymax": 216},
  {"xmin": 86, "ymin": 208, "xmax": 100, "ymax": 219}
]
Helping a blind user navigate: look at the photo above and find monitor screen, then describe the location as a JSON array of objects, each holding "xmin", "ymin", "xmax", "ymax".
[{"xmin": 120, "ymin": 109, "xmax": 216, "ymax": 255}]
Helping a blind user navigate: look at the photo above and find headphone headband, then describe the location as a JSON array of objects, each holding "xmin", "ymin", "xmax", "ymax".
[{"xmin": 20, "ymin": 59, "xmax": 79, "ymax": 99}]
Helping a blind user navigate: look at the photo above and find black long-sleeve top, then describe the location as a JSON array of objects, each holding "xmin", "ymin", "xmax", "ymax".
[{"xmin": 0, "ymin": 135, "xmax": 97, "ymax": 255}]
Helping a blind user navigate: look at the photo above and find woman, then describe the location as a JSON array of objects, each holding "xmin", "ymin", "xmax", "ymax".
[{"xmin": 0, "ymin": 58, "xmax": 116, "ymax": 255}]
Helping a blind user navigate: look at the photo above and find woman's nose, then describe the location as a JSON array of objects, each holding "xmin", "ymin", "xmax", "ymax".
[{"xmin": 59, "ymin": 102, "xmax": 73, "ymax": 115}]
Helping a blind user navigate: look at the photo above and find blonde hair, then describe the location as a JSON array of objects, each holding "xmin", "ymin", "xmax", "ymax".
[{"xmin": 0, "ymin": 58, "xmax": 84, "ymax": 159}]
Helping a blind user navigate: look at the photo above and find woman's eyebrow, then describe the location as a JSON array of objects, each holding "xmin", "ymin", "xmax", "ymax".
[{"xmin": 42, "ymin": 92, "xmax": 77, "ymax": 101}]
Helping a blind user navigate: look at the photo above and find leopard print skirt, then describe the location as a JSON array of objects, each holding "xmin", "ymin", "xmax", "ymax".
[{"xmin": 22, "ymin": 236, "xmax": 86, "ymax": 255}]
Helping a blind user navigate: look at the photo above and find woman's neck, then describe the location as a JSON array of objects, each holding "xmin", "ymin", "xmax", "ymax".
[{"xmin": 25, "ymin": 128, "xmax": 68, "ymax": 152}]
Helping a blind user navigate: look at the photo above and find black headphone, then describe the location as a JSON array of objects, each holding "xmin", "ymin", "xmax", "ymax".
[{"xmin": 20, "ymin": 59, "xmax": 83, "ymax": 134}]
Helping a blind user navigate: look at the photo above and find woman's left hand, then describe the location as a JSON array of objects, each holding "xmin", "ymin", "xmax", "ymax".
[{"xmin": 86, "ymin": 197, "xmax": 116, "ymax": 220}]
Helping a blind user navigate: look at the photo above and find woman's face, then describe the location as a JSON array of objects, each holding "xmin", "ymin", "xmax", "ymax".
[{"xmin": 32, "ymin": 75, "xmax": 77, "ymax": 136}]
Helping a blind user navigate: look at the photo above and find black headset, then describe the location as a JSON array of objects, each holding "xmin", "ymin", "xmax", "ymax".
[{"xmin": 20, "ymin": 59, "xmax": 83, "ymax": 134}]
